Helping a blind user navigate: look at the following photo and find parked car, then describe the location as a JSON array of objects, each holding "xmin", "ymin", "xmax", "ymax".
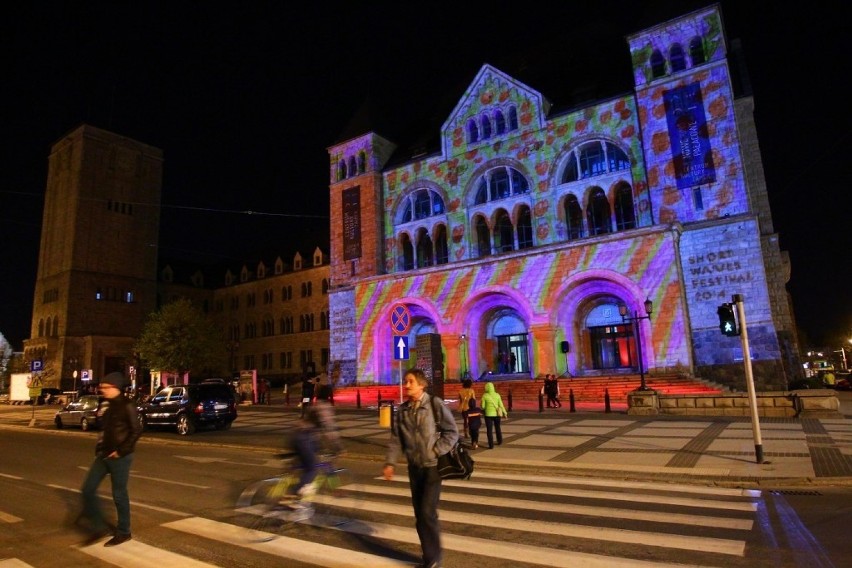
[
  {"xmin": 54, "ymin": 395, "xmax": 105, "ymax": 431},
  {"xmin": 136, "ymin": 383, "xmax": 237, "ymax": 435},
  {"xmin": 38, "ymin": 388, "xmax": 63, "ymax": 405}
]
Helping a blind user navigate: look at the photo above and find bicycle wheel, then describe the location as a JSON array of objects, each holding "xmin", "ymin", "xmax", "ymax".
[{"xmin": 236, "ymin": 475, "xmax": 298, "ymax": 542}]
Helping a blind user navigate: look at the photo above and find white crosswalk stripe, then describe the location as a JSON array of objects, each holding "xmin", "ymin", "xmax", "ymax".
[
  {"xmin": 0, "ymin": 560, "xmax": 35, "ymax": 568},
  {"xmin": 73, "ymin": 471, "xmax": 762, "ymax": 567}
]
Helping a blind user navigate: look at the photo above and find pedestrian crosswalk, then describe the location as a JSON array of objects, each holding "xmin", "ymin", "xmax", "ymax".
[{"xmin": 3, "ymin": 470, "xmax": 770, "ymax": 567}]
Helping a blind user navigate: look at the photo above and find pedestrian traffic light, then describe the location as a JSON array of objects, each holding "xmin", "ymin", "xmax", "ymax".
[{"xmin": 717, "ymin": 303, "xmax": 739, "ymax": 336}]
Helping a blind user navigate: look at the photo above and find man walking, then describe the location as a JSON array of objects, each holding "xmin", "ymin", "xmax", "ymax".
[
  {"xmin": 79, "ymin": 372, "xmax": 142, "ymax": 546},
  {"xmin": 383, "ymin": 368, "xmax": 458, "ymax": 568}
]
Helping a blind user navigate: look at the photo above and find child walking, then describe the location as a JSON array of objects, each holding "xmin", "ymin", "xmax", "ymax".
[{"xmin": 467, "ymin": 398, "xmax": 482, "ymax": 450}]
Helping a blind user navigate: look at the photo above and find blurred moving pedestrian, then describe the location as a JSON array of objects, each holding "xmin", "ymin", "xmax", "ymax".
[
  {"xmin": 545, "ymin": 374, "xmax": 562, "ymax": 408},
  {"xmin": 481, "ymin": 381, "xmax": 508, "ymax": 449},
  {"xmin": 457, "ymin": 379, "xmax": 476, "ymax": 439},
  {"xmin": 383, "ymin": 368, "xmax": 458, "ymax": 568},
  {"xmin": 467, "ymin": 398, "xmax": 482, "ymax": 450},
  {"xmin": 79, "ymin": 372, "xmax": 141, "ymax": 547}
]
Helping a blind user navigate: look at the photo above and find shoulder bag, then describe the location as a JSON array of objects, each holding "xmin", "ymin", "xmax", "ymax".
[{"xmin": 431, "ymin": 396, "xmax": 474, "ymax": 480}]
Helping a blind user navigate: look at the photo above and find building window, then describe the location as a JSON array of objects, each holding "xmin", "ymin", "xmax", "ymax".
[
  {"xmin": 564, "ymin": 195, "xmax": 584, "ymax": 240},
  {"xmin": 434, "ymin": 225, "xmax": 449, "ymax": 265},
  {"xmin": 399, "ymin": 188, "xmax": 445, "ymax": 223},
  {"xmin": 689, "ymin": 36, "xmax": 705, "ymax": 65},
  {"xmin": 400, "ymin": 233, "xmax": 414, "ymax": 271},
  {"xmin": 651, "ymin": 49, "xmax": 666, "ymax": 78},
  {"xmin": 587, "ymin": 188, "xmax": 612, "ymax": 236},
  {"xmin": 670, "ymin": 44, "xmax": 686, "ymax": 72},
  {"xmin": 507, "ymin": 106, "xmax": 518, "ymax": 130},
  {"xmin": 494, "ymin": 109, "xmax": 506, "ymax": 135},
  {"xmin": 614, "ymin": 184, "xmax": 636, "ymax": 231},
  {"xmin": 416, "ymin": 228, "xmax": 434, "ymax": 268},
  {"xmin": 494, "ymin": 209, "xmax": 514, "ymax": 253},
  {"xmin": 693, "ymin": 186, "xmax": 704, "ymax": 211},
  {"xmin": 480, "ymin": 114, "xmax": 492, "ymax": 139},
  {"xmin": 475, "ymin": 215, "xmax": 491, "ymax": 257},
  {"xmin": 517, "ymin": 206, "xmax": 533, "ymax": 249},
  {"xmin": 473, "ymin": 166, "xmax": 530, "ymax": 205},
  {"xmin": 467, "ymin": 118, "xmax": 479, "ymax": 143},
  {"xmin": 322, "ymin": 278, "xmax": 329, "ymax": 294}
]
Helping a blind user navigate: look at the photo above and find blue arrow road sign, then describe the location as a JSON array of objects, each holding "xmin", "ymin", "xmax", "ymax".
[{"xmin": 393, "ymin": 335, "xmax": 409, "ymax": 360}]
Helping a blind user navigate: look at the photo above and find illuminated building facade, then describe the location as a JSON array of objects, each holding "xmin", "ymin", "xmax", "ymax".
[{"xmin": 327, "ymin": 5, "xmax": 800, "ymax": 390}]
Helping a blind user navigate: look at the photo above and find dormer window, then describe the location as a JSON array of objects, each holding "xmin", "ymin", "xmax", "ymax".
[{"xmin": 467, "ymin": 104, "xmax": 519, "ymax": 145}]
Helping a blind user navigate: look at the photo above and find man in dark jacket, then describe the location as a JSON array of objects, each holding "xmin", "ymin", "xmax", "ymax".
[
  {"xmin": 80, "ymin": 372, "xmax": 142, "ymax": 547},
  {"xmin": 383, "ymin": 368, "xmax": 458, "ymax": 568}
]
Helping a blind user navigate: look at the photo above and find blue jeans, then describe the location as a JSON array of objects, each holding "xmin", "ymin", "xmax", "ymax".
[
  {"xmin": 81, "ymin": 453, "xmax": 134, "ymax": 535},
  {"xmin": 408, "ymin": 464, "xmax": 442, "ymax": 566},
  {"xmin": 292, "ymin": 428, "xmax": 318, "ymax": 493}
]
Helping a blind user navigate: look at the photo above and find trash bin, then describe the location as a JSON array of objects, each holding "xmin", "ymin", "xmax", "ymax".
[{"xmin": 379, "ymin": 400, "xmax": 394, "ymax": 428}]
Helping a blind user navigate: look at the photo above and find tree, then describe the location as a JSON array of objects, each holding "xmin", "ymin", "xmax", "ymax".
[{"xmin": 134, "ymin": 299, "xmax": 225, "ymax": 379}]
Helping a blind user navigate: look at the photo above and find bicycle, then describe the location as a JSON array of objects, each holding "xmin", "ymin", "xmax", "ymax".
[{"xmin": 235, "ymin": 453, "xmax": 348, "ymax": 542}]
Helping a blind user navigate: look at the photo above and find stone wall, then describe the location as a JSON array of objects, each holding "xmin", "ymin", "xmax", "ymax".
[{"xmin": 628, "ymin": 389, "xmax": 841, "ymax": 418}]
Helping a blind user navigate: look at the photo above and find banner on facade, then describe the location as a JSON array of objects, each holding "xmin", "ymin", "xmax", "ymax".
[
  {"xmin": 342, "ymin": 186, "xmax": 362, "ymax": 260},
  {"xmin": 663, "ymin": 82, "xmax": 716, "ymax": 190}
]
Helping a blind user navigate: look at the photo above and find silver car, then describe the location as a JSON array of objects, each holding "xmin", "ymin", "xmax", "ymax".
[{"xmin": 54, "ymin": 395, "xmax": 105, "ymax": 431}]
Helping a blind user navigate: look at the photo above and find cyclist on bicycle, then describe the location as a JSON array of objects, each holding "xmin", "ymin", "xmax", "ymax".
[{"xmin": 283, "ymin": 392, "xmax": 341, "ymax": 508}]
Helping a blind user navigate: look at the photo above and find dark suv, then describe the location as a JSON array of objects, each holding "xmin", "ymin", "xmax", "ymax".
[{"xmin": 137, "ymin": 383, "xmax": 237, "ymax": 435}]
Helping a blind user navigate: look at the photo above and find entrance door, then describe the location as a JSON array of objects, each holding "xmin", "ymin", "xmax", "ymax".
[
  {"xmin": 589, "ymin": 325, "xmax": 634, "ymax": 370},
  {"xmin": 496, "ymin": 334, "xmax": 529, "ymax": 374}
]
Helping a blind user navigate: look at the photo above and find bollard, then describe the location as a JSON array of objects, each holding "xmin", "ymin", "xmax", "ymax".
[
  {"xmin": 604, "ymin": 388, "xmax": 611, "ymax": 413},
  {"xmin": 538, "ymin": 390, "xmax": 544, "ymax": 413},
  {"xmin": 378, "ymin": 389, "xmax": 382, "ymax": 405},
  {"xmin": 379, "ymin": 400, "xmax": 393, "ymax": 427},
  {"xmin": 284, "ymin": 384, "xmax": 290, "ymax": 406},
  {"xmin": 356, "ymin": 388, "xmax": 361, "ymax": 409},
  {"xmin": 569, "ymin": 389, "xmax": 576, "ymax": 413},
  {"xmin": 329, "ymin": 389, "xmax": 334, "ymax": 406},
  {"xmin": 508, "ymin": 388, "xmax": 513, "ymax": 411}
]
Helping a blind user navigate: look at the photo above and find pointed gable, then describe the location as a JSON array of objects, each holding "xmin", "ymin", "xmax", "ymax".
[{"xmin": 441, "ymin": 64, "xmax": 551, "ymax": 159}]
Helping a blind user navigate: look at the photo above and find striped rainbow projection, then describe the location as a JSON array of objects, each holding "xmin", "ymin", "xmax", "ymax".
[{"xmin": 353, "ymin": 228, "xmax": 690, "ymax": 384}]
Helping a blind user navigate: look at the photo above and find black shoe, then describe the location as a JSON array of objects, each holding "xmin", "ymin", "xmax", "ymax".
[{"xmin": 104, "ymin": 533, "xmax": 132, "ymax": 547}]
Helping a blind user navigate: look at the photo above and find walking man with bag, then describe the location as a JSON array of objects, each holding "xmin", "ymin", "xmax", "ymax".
[{"xmin": 383, "ymin": 368, "xmax": 459, "ymax": 568}]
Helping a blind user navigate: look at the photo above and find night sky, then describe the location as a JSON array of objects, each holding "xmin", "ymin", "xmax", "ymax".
[{"xmin": 1, "ymin": 1, "xmax": 849, "ymax": 350}]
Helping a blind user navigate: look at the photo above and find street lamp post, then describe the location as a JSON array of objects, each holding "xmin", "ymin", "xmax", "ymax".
[
  {"xmin": 619, "ymin": 298, "xmax": 653, "ymax": 391},
  {"xmin": 460, "ymin": 334, "xmax": 469, "ymax": 380}
]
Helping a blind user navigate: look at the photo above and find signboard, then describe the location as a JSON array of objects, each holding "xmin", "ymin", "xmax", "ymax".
[
  {"xmin": 390, "ymin": 303, "xmax": 411, "ymax": 335},
  {"xmin": 393, "ymin": 335, "xmax": 410, "ymax": 360},
  {"xmin": 30, "ymin": 359, "xmax": 44, "ymax": 372},
  {"xmin": 81, "ymin": 369, "xmax": 92, "ymax": 381},
  {"xmin": 28, "ymin": 374, "xmax": 43, "ymax": 398}
]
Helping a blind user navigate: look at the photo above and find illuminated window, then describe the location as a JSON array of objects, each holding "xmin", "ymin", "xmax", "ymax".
[
  {"xmin": 467, "ymin": 118, "xmax": 479, "ymax": 143},
  {"xmin": 562, "ymin": 141, "xmax": 630, "ymax": 183},
  {"xmin": 348, "ymin": 156, "xmax": 357, "ymax": 177},
  {"xmin": 564, "ymin": 195, "xmax": 584, "ymax": 239},
  {"xmin": 399, "ymin": 188, "xmax": 445, "ymax": 223},
  {"xmin": 435, "ymin": 225, "xmax": 449, "ymax": 264},
  {"xmin": 508, "ymin": 106, "xmax": 518, "ymax": 130},
  {"xmin": 475, "ymin": 215, "xmax": 491, "ymax": 257},
  {"xmin": 473, "ymin": 167, "xmax": 530, "ymax": 204},
  {"xmin": 494, "ymin": 209, "xmax": 514, "ymax": 253},
  {"xmin": 494, "ymin": 110, "xmax": 506, "ymax": 134},
  {"xmin": 358, "ymin": 151, "xmax": 366, "ymax": 173},
  {"xmin": 416, "ymin": 227, "xmax": 434, "ymax": 267},
  {"xmin": 480, "ymin": 114, "xmax": 492, "ymax": 139},
  {"xmin": 400, "ymin": 233, "xmax": 414, "ymax": 270}
]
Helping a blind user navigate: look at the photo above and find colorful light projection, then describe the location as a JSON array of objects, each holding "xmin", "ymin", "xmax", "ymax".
[{"xmin": 353, "ymin": 230, "xmax": 690, "ymax": 384}]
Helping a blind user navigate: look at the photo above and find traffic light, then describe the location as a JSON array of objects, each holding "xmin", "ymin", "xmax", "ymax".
[{"xmin": 717, "ymin": 303, "xmax": 739, "ymax": 336}]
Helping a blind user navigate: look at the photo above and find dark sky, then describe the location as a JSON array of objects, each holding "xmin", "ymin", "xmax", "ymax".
[{"xmin": 1, "ymin": 1, "xmax": 849, "ymax": 350}]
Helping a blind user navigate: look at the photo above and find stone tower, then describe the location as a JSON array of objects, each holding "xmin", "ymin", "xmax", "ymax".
[{"xmin": 24, "ymin": 124, "xmax": 163, "ymax": 388}]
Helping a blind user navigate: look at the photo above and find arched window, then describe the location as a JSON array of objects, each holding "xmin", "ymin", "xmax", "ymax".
[
  {"xmin": 45, "ymin": 317, "xmax": 51, "ymax": 338},
  {"xmin": 38, "ymin": 318, "xmax": 44, "ymax": 337},
  {"xmin": 494, "ymin": 209, "xmax": 514, "ymax": 253},
  {"xmin": 357, "ymin": 151, "xmax": 366, "ymax": 173},
  {"xmin": 511, "ymin": 169, "xmax": 529, "ymax": 194},
  {"xmin": 338, "ymin": 160, "xmax": 347, "ymax": 180},
  {"xmin": 398, "ymin": 188, "xmax": 445, "ymax": 224},
  {"xmin": 400, "ymin": 234, "xmax": 414, "ymax": 270},
  {"xmin": 670, "ymin": 44, "xmax": 686, "ymax": 72},
  {"xmin": 52, "ymin": 317, "xmax": 59, "ymax": 336},
  {"xmin": 494, "ymin": 110, "xmax": 506, "ymax": 134},
  {"xmin": 561, "ymin": 152, "xmax": 579, "ymax": 184},
  {"xmin": 508, "ymin": 106, "xmax": 518, "ymax": 130},
  {"xmin": 606, "ymin": 143, "xmax": 630, "ymax": 172},
  {"xmin": 475, "ymin": 216, "xmax": 491, "ymax": 257},
  {"xmin": 434, "ymin": 225, "xmax": 449, "ymax": 265},
  {"xmin": 587, "ymin": 188, "xmax": 612, "ymax": 236},
  {"xmin": 689, "ymin": 36, "xmax": 705, "ymax": 65},
  {"xmin": 474, "ymin": 178, "xmax": 488, "ymax": 205},
  {"xmin": 348, "ymin": 156, "xmax": 357, "ymax": 177},
  {"xmin": 480, "ymin": 114, "xmax": 492, "ymax": 139},
  {"xmin": 467, "ymin": 118, "xmax": 479, "ymax": 143},
  {"xmin": 651, "ymin": 49, "xmax": 666, "ymax": 78},
  {"xmin": 564, "ymin": 194, "xmax": 584, "ymax": 240},
  {"xmin": 614, "ymin": 184, "xmax": 637, "ymax": 231},
  {"xmin": 492, "ymin": 169, "xmax": 510, "ymax": 199},
  {"xmin": 579, "ymin": 142, "xmax": 606, "ymax": 178},
  {"xmin": 517, "ymin": 206, "xmax": 533, "ymax": 249},
  {"xmin": 416, "ymin": 228, "xmax": 434, "ymax": 268}
]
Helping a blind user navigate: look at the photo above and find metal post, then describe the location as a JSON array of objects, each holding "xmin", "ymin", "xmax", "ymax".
[
  {"xmin": 734, "ymin": 294, "xmax": 764, "ymax": 464},
  {"xmin": 538, "ymin": 389, "xmax": 543, "ymax": 413},
  {"xmin": 569, "ymin": 389, "xmax": 576, "ymax": 412},
  {"xmin": 633, "ymin": 315, "xmax": 647, "ymax": 390},
  {"xmin": 604, "ymin": 388, "xmax": 611, "ymax": 413},
  {"xmin": 356, "ymin": 388, "xmax": 361, "ymax": 409},
  {"xmin": 507, "ymin": 388, "xmax": 513, "ymax": 411}
]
